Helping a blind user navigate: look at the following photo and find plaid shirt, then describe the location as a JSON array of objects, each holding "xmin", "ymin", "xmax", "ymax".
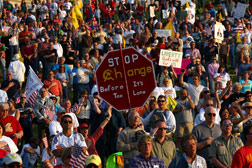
[{"xmin": 129, "ymin": 154, "xmax": 165, "ymax": 168}]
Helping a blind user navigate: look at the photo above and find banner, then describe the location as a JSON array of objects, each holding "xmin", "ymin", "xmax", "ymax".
[
  {"xmin": 214, "ymin": 22, "xmax": 224, "ymax": 43},
  {"xmin": 233, "ymin": 2, "xmax": 247, "ymax": 18},
  {"xmin": 159, "ymin": 49, "xmax": 183, "ymax": 68},
  {"xmin": 173, "ymin": 59, "xmax": 191, "ymax": 75},
  {"xmin": 25, "ymin": 66, "xmax": 43, "ymax": 107},
  {"xmin": 156, "ymin": 29, "xmax": 171, "ymax": 39}
]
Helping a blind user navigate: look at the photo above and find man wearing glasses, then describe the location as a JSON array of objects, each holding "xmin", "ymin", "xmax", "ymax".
[
  {"xmin": 192, "ymin": 106, "xmax": 221, "ymax": 166},
  {"xmin": 52, "ymin": 114, "xmax": 87, "ymax": 167},
  {"xmin": 209, "ymin": 118, "xmax": 243, "ymax": 168},
  {"xmin": 151, "ymin": 121, "xmax": 176, "ymax": 167},
  {"xmin": 142, "ymin": 95, "xmax": 176, "ymax": 132}
]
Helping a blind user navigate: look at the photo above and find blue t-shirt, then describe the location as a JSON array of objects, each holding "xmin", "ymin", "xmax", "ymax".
[{"xmin": 240, "ymin": 80, "xmax": 252, "ymax": 93}]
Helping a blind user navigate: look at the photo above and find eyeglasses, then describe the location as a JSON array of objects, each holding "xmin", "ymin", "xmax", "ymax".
[
  {"xmin": 247, "ymin": 95, "xmax": 252, "ymax": 98},
  {"xmin": 63, "ymin": 120, "xmax": 72, "ymax": 124},
  {"xmin": 158, "ymin": 100, "xmax": 166, "ymax": 103},
  {"xmin": 158, "ymin": 127, "xmax": 167, "ymax": 131},
  {"xmin": 193, "ymin": 78, "xmax": 198, "ymax": 80},
  {"xmin": 206, "ymin": 104, "xmax": 214, "ymax": 107},
  {"xmin": 246, "ymin": 107, "xmax": 252, "ymax": 109},
  {"xmin": 207, "ymin": 113, "xmax": 216, "ymax": 117},
  {"xmin": 223, "ymin": 122, "xmax": 233, "ymax": 126},
  {"xmin": 21, "ymin": 97, "xmax": 26, "ymax": 99}
]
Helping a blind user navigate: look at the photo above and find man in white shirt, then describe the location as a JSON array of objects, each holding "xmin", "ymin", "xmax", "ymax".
[
  {"xmin": 0, "ymin": 86, "xmax": 8, "ymax": 103},
  {"xmin": 77, "ymin": 60, "xmax": 92, "ymax": 94},
  {"xmin": 50, "ymin": 0, "xmax": 58, "ymax": 20},
  {"xmin": 8, "ymin": 54, "xmax": 25, "ymax": 87},
  {"xmin": 52, "ymin": 115, "xmax": 87, "ymax": 166},
  {"xmin": 124, "ymin": 25, "xmax": 135, "ymax": 46}
]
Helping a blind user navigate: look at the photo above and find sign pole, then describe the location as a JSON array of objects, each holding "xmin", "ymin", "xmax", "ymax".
[{"xmin": 119, "ymin": 43, "xmax": 132, "ymax": 110}]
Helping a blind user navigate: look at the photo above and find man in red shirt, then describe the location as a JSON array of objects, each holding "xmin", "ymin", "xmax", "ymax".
[
  {"xmin": 0, "ymin": 102, "xmax": 23, "ymax": 144},
  {"xmin": 44, "ymin": 71, "xmax": 63, "ymax": 105},
  {"xmin": 232, "ymin": 124, "xmax": 252, "ymax": 168}
]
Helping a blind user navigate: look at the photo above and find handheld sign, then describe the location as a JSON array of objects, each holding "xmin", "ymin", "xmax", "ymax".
[
  {"xmin": 159, "ymin": 49, "xmax": 183, "ymax": 68},
  {"xmin": 96, "ymin": 48, "xmax": 156, "ymax": 111}
]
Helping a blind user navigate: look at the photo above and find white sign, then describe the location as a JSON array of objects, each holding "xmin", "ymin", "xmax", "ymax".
[
  {"xmin": 234, "ymin": 2, "xmax": 247, "ymax": 18},
  {"xmin": 162, "ymin": 10, "xmax": 169, "ymax": 19},
  {"xmin": 150, "ymin": 6, "xmax": 155, "ymax": 18},
  {"xmin": 156, "ymin": 29, "xmax": 171, "ymax": 39},
  {"xmin": 186, "ymin": 8, "xmax": 195, "ymax": 24},
  {"xmin": 159, "ymin": 49, "xmax": 183, "ymax": 68},
  {"xmin": 214, "ymin": 22, "xmax": 224, "ymax": 43}
]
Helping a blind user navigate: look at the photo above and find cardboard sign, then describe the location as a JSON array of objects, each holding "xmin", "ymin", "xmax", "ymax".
[
  {"xmin": 156, "ymin": 29, "xmax": 171, "ymax": 39},
  {"xmin": 234, "ymin": 2, "xmax": 247, "ymax": 18},
  {"xmin": 159, "ymin": 49, "xmax": 183, "ymax": 68}
]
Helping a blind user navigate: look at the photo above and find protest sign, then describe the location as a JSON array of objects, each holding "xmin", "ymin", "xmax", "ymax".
[
  {"xmin": 150, "ymin": 6, "xmax": 155, "ymax": 18},
  {"xmin": 214, "ymin": 22, "xmax": 224, "ymax": 43},
  {"xmin": 159, "ymin": 49, "xmax": 183, "ymax": 68},
  {"xmin": 234, "ymin": 2, "xmax": 247, "ymax": 18},
  {"xmin": 156, "ymin": 29, "xmax": 171, "ymax": 39},
  {"xmin": 173, "ymin": 59, "xmax": 191, "ymax": 75},
  {"xmin": 162, "ymin": 10, "xmax": 169, "ymax": 19}
]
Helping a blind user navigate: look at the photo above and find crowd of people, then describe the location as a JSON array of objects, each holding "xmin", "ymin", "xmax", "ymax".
[{"xmin": 0, "ymin": 0, "xmax": 252, "ymax": 167}]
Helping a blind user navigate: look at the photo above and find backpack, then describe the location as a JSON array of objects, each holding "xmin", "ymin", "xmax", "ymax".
[{"xmin": 149, "ymin": 109, "xmax": 168, "ymax": 129}]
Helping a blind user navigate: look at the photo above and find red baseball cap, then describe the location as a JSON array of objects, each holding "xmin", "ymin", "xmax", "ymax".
[{"xmin": 79, "ymin": 123, "xmax": 89, "ymax": 129}]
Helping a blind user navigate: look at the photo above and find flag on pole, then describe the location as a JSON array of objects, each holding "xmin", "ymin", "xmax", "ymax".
[
  {"xmin": 69, "ymin": 105, "xmax": 82, "ymax": 113},
  {"xmin": 74, "ymin": 5, "xmax": 83, "ymax": 20},
  {"xmin": 69, "ymin": 144, "xmax": 89, "ymax": 168},
  {"xmin": 166, "ymin": 96, "xmax": 177, "ymax": 112},
  {"xmin": 219, "ymin": 12, "xmax": 223, "ymax": 21},
  {"xmin": 165, "ymin": 21, "xmax": 175, "ymax": 38},
  {"xmin": 71, "ymin": 8, "xmax": 79, "ymax": 29},
  {"xmin": 25, "ymin": 66, "xmax": 43, "ymax": 108},
  {"xmin": 186, "ymin": 0, "xmax": 190, "ymax": 9},
  {"xmin": 236, "ymin": 32, "xmax": 241, "ymax": 43}
]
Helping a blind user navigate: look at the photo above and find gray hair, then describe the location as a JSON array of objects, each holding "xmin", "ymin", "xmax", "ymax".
[{"xmin": 0, "ymin": 102, "xmax": 9, "ymax": 109}]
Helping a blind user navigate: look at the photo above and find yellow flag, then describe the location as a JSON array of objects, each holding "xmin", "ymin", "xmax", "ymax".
[
  {"xmin": 166, "ymin": 96, "xmax": 177, "ymax": 112},
  {"xmin": 71, "ymin": 9, "xmax": 79, "ymax": 29},
  {"xmin": 74, "ymin": 5, "xmax": 83, "ymax": 20},
  {"xmin": 237, "ymin": 32, "xmax": 241, "ymax": 43},
  {"xmin": 219, "ymin": 12, "xmax": 223, "ymax": 21},
  {"xmin": 165, "ymin": 21, "xmax": 175, "ymax": 38},
  {"xmin": 18, "ymin": 49, "xmax": 23, "ymax": 62},
  {"xmin": 186, "ymin": 0, "xmax": 190, "ymax": 9},
  {"xmin": 77, "ymin": 0, "xmax": 83, "ymax": 9}
]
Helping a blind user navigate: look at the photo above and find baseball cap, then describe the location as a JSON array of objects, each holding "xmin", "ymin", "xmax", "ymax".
[
  {"xmin": 2, "ymin": 153, "xmax": 22, "ymax": 165},
  {"xmin": 85, "ymin": 155, "xmax": 101, "ymax": 166},
  {"xmin": 78, "ymin": 123, "xmax": 89, "ymax": 130},
  {"xmin": 57, "ymin": 107, "xmax": 66, "ymax": 113}
]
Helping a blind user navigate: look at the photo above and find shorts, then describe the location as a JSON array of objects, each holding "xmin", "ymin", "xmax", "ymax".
[{"xmin": 176, "ymin": 122, "xmax": 193, "ymax": 138}]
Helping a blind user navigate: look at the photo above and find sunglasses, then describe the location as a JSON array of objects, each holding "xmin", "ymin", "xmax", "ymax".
[
  {"xmin": 246, "ymin": 95, "xmax": 252, "ymax": 98},
  {"xmin": 246, "ymin": 107, "xmax": 252, "ymax": 109},
  {"xmin": 137, "ymin": 123, "xmax": 143, "ymax": 127},
  {"xmin": 158, "ymin": 127, "xmax": 167, "ymax": 131},
  {"xmin": 206, "ymin": 104, "xmax": 214, "ymax": 107},
  {"xmin": 207, "ymin": 113, "xmax": 216, "ymax": 117},
  {"xmin": 63, "ymin": 120, "xmax": 72, "ymax": 124},
  {"xmin": 158, "ymin": 100, "xmax": 166, "ymax": 103},
  {"xmin": 223, "ymin": 122, "xmax": 233, "ymax": 126},
  {"xmin": 21, "ymin": 97, "xmax": 26, "ymax": 99}
]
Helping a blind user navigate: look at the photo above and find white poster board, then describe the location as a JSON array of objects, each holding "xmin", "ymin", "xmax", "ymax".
[
  {"xmin": 214, "ymin": 22, "xmax": 224, "ymax": 43},
  {"xmin": 156, "ymin": 29, "xmax": 171, "ymax": 39},
  {"xmin": 159, "ymin": 49, "xmax": 183, "ymax": 68},
  {"xmin": 186, "ymin": 8, "xmax": 195, "ymax": 24},
  {"xmin": 234, "ymin": 2, "xmax": 247, "ymax": 18},
  {"xmin": 162, "ymin": 10, "xmax": 169, "ymax": 19},
  {"xmin": 150, "ymin": 6, "xmax": 155, "ymax": 18}
]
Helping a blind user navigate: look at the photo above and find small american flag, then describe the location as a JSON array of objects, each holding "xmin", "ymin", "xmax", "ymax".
[
  {"xmin": 69, "ymin": 105, "xmax": 82, "ymax": 113},
  {"xmin": 27, "ymin": 91, "xmax": 38, "ymax": 108},
  {"xmin": 69, "ymin": 144, "xmax": 88, "ymax": 168},
  {"xmin": 43, "ymin": 108, "xmax": 54, "ymax": 120}
]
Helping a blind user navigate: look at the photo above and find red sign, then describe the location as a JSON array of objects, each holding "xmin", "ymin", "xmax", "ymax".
[{"xmin": 96, "ymin": 48, "xmax": 156, "ymax": 111}]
